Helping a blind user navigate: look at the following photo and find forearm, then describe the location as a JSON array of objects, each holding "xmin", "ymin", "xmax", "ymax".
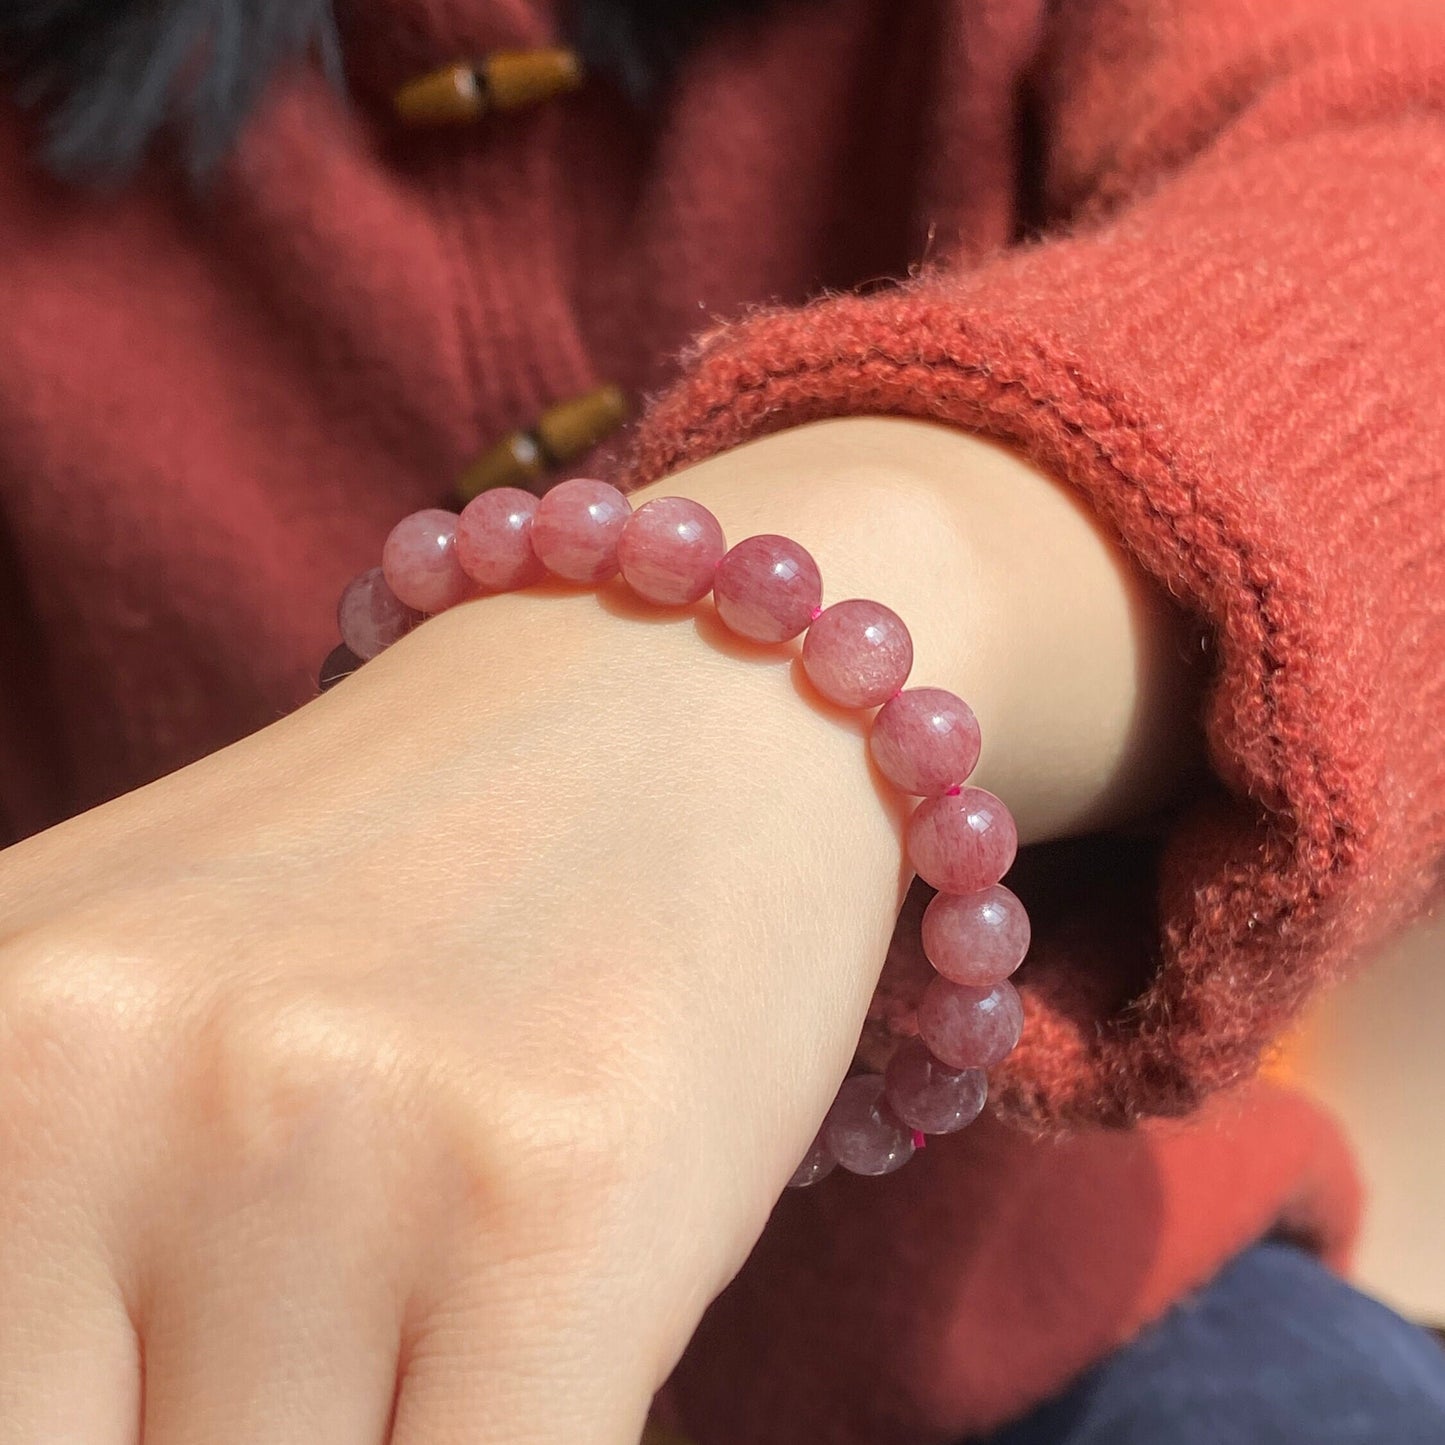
[
  {"xmin": 0, "ymin": 416, "xmax": 1200, "ymax": 1413},
  {"xmin": 614, "ymin": 415, "xmax": 1202, "ymax": 843},
  {"xmin": 345, "ymin": 412, "xmax": 1201, "ymax": 1197},
  {"xmin": 413, "ymin": 413, "xmax": 1201, "ymax": 856},
  {"xmin": 400, "ymin": 414, "xmax": 1197, "ymax": 850},
  {"xmin": 7, "ymin": 412, "xmax": 1201, "ymax": 1143}
]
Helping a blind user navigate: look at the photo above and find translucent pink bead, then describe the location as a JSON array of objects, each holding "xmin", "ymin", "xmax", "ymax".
[
  {"xmin": 617, "ymin": 497, "xmax": 727, "ymax": 605},
  {"xmin": 870, "ymin": 688, "xmax": 981, "ymax": 795},
  {"xmin": 823, "ymin": 1075, "xmax": 915, "ymax": 1176},
  {"xmin": 786, "ymin": 1127, "xmax": 837, "ymax": 1189},
  {"xmin": 531, "ymin": 477, "xmax": 633, "ymax": 583},
  {"xmin": 883, "ymin": 1038, "xmax": 987, "ymax": 1135},
  {"xmin": 802, "ymin": 599, "xmax": 913, "ymax": 708},
  {"xmin": 906, "ymin": 787, "xmax": 1018, "ymax": 894},
  {"xmin": 337, "ymin": 567, "xmax": 421, "ymax": 660},
  {"xmin": 381, "ymin": 508, "xmax": 473, "ymax": 614},
  {"xmin": 713, "ymin": 534, "xmax": 823, "ymax": 643},
  {"xmin": 921, "ymin": 884, "xmax": 1031, "ymax": 986},
  {"xmin": 917, "ymin": 977, "xmax": 1024, "ymax": 1070},
  {"xmin": 456, "ymin": 487, "xmax": 547, "ymax": 592}
]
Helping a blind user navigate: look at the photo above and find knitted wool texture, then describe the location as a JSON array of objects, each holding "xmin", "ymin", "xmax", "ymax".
[
  {"xmin": 2, "ymin": 0, "xmax": 1445, "ymax": 1138},
  {"xmin": 0, "ymin": 0, "xmax": 1442, "ymax": 1436},
  {"xmin": 623, "ymin": 0, "xmax": 1445, "ymax": 1127}
]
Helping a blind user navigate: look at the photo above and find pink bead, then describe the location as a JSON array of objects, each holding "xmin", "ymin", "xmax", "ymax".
[
  {"xmin": 802, "ymin": 599, "xmax": 913, "ymax": 708},
  {"xmin": 921, "ymin": 885, "xmax": 1032, "ymax": 986},
  {"xmin": 531, "ymin": 477, "xmax": 632, "ymax": 583},
  {"xmin": 713, "ymin": 534, "xmax": 823, "ymax": 643},
  {"xmin": 917, "ymin": 977, "xmax": 1024, "ymax": 1070},
  {"xmin": 883, "ymin": 1039, "xmax": 988, "ymax": 1134},
  {"xmin": 823, "ymin": 1075, "xmax": 915, "ymax": 1176},
  {"xmin": 337, "ymin": 567, "xmax": 421, "ymax": 660},
  {"xmin": 381, "ymin": 508, "xmax": 473, "ymax": 614},
  {"xmin": 456, "ymin": 487, "xmax": 547, "ymax": 592},
  {"xmin": 617, "ymin": 497, "xmax": 727, "ymax": 605},
  {"xmin": 786, "ymin": 1127, "xmax": 837, "ymax": 1189},
  {"xmin": 906, "ymin": 787, "xmax": 1018, "ymax": 894},
  {"xmin": 870, "ymin": 688, "xmax": 981, "ymax": 796}
]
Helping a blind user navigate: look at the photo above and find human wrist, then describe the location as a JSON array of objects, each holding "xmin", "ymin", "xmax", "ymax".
[
  {"xmin": 309, "ymin": 415, "xmax": 1200, "ymax": 1217},
  {"xmin": 619, "ymin": 415, "xmax": 1203, "ymax": 843},
  {"xmin": 343, "ymin": 411, "xmax": 1200, "ymax": 1139}
]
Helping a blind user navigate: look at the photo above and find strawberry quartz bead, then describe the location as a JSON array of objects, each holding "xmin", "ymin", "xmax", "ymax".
[
  {"xmin": 917, "ymin": 977, "xmax": 1024, "ymax": 1070},
  {"xmin": 823, "ymin": 1075, "xmax": 915, "ymax": 1176},
  {"xmin": 786, "ymin": 1127, "xmax": 838, "ymax": 1189},
  {"xmin": 382, "ymin": 508, "xmax": 473, "ymax": 614},
  {"xmin": 531, "ymin": 477, "xmax": 632, "ymax": 583},
  {"xmin": 802, "ymin": 599, "xmax": 913, "ymax": 708},
  {"xmin": 713, "ymin": 534, "xmax": 823, "ymax": 642},
  {"xmin": 456, "ymin": 486, "xmax": 547, "ymax": 592},
  {"xmin": 921, "ymin": 884, "xmax": 1032, "ymax": 986},
  {"xmin": 870, "ymin": 688, "xmax": 982, "ymax": 796},
  {"xmin": 617, "ymin": 496, "xmax": 727, "ymax": 605},
  {"xmin": 337, "ymin": 567, "xmax": 421, "ymax": 660},
  {"xmin": 906, "ymin": 786, "xmax": 1018, "ymax": 894},
  {"xmin": 884, "ymin": 1038, "xmax": 988, "ymax": 1135}
]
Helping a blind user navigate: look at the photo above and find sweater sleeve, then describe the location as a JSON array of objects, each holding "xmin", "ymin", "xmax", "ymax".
[{"xmin": 620, "ymin": 0, "xmax": 1445, "ymax": 1127}]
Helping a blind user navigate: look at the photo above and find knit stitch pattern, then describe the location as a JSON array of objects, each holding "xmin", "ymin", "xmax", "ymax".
[
  {"xmin": 0, "ymin": 0, "xmax": 1441, "ymax": 1436},
  {"xmin": 625, "ymin": 4, "xmax": 1445, "ymax": 1129}
]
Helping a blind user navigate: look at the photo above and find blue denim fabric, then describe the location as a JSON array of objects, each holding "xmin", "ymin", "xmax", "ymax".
[{"xmin": 981, "ymin": 1241, "xmax": 1445, "ymax": 1445}]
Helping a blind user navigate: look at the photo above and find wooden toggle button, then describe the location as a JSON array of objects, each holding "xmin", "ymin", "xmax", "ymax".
[
  {"xmin": 395, "ymin": 49, "xmax": 584, "ymax": 125},
  {"xmin": 455, "ymin": 385, "xmax": 628, "ymax": 504}
]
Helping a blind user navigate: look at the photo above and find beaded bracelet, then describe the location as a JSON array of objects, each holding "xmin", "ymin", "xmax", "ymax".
[{"xmin": 321, "ymin": 480, "xmax": 1031, "ymax": 1187}]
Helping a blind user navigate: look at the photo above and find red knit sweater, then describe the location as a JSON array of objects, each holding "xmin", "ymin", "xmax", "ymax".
[{"xmin": 1, "ymin": 0, "xmax": 1441, "ymax": 1439}]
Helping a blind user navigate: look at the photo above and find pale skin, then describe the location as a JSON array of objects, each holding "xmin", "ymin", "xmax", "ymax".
[{"xmin": 0, "ymin": 417, "xmax": 1200, "ymax": 1444}]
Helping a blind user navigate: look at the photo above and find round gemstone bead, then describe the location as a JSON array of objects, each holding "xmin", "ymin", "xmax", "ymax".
[
  {"xmin": 917, "ymin": 977, "xmax": 1024, "ymax": 1070},
  {"xmin": 883, "ymin": 1038, "xmax": 988, "ymax": 1135},
  {"xmin": 318, "ymin": 642, "xmax": 361, "ymax": 692},
  {"xmin": 713, "ymin": 534, "xmax": 823, "ymax": 643},
  {"xmin": 531, "ymin": 477, "xmax": 633, "ymax": 583},
  {"xmin": 337, "ymin": 567, "xmax": 421, "ymax": 660},
  {"xmin": 617, "ymin": 496, "xmax": 727, "ymax": 605},
  {"xmin": 823, "ymin": 1074, "xmax": 915, "ymax": 1176},
  {"xmin": 906, "ymin": 787, "xmax": 1018, "ymax": 894},
  {"xmin": 870, "ymin": 688, "xmax": 982, "ymax": 796},
  {"xmin": 381, "ymin": 508, "xmax": 473, "ymax": 614},
  {"xmin": 921, "ymin": 884, "xmax": 1032, "ymax": 986},
  {"xmin": 786, "ymin": 1127, "xmax": 837, "ymax": 1189},
  {"xmin": 456, "ymin": 486, "xmax": 547, "ymax": 592},
  {"xmin": 802, "ymin": 599, "xmax": 913, "ymax": 708}
]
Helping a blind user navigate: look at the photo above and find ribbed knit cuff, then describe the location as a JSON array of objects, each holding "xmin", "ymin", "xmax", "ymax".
[{"xmin": 618, "ymin": 192, "xmax": 1444, "ymax": 1125}]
